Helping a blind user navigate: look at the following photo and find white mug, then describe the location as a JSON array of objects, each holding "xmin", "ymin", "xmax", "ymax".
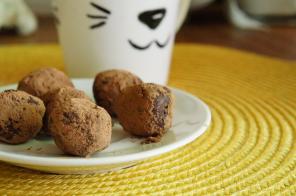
[{"xmin": 53, "ymin": 0, "xmax": 191, "ymax": 84}]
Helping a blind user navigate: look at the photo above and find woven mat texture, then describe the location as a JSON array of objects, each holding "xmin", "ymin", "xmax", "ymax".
[{"xmin": 0, "ymin": 44, "xmax": 295, "ymax": 195}]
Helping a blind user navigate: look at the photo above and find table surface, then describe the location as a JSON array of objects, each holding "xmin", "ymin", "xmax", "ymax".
[
  {"xmin": 1, "ymin": 3, "xmax": 296, "ymax": 60},
  {"xmin": 0, "ymin": 37, "xmax": 295, "ymax": 196}
]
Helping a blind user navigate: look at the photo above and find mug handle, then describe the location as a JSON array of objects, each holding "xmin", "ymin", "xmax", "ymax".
[{"xmin": 176, "ymin": 0, "xmax": 191, "ymax": 32}]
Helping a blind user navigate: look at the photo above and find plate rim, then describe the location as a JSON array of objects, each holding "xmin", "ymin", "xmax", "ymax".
[{"xmin": 0, "ymin": 79, "xmax": 211, "ymax": 167}]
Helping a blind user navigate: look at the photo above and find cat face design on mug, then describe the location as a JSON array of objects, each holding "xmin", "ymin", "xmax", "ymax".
[
  {"xmin": 54, "ymin": 0, "xmax": 184, "ymax": 83},
  {"xmin": 54, "ymin": 1, "xmax": 173, "ymax": 51}
]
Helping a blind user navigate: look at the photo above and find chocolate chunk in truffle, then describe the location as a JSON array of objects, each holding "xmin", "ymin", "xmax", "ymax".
[{"xmin": 114, "ymin": 83, "xmax": 174, "ymax": 140}]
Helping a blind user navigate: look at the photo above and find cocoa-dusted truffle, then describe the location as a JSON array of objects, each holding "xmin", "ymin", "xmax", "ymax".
[
  {"xmin": 49, "ymin": 98, "xmax": 112, "ymax": 157},
  {"xmin": 115, "ymin": 83, "xmax": 174, "ymax": 139},
  {"xmin": 0, "ymin": 90, "xmax": 45, "ymax": 144},
  {"xmin": 42, "ymin": 87, "xmax": 92, "ymax": 136},
  {"xmin": 18, "ymin": 67, "xmax": 74, "ymax": 102},
  {"xmin": 93, "ymin": 69, "xmax": 143, "ymax": 117}
]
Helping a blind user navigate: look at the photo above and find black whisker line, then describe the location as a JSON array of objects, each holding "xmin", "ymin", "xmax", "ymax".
[
  {"xmin": 90, "ymin": 2, "xmax": 111, "ymax": 15},
  {"xmin": 87, "ymin": 14, "xmax": 108, "ymax": 19},
  {"xmin": 90, "ymin": 21, "xmax": 106, "ymax": 29}
]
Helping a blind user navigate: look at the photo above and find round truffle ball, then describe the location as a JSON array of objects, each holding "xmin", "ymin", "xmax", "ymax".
[
  {"xmin": 115, "ymin": 83, "xmax": 174, "ymax": 138},
  {"xmin": 93, "ymin": 69, "xmax": 143, "ymax": 117},
  {"xmin": 18, "ymin": 67, "xmax": 74, "ymax": 102},
  {"xmin": 42, "ymin": 87, "xmax": 92, "ymax": 136},
  {"xmin": 49, "ymin": 98, "xmax": 112, "ymax": 157},
  {"xmin": 0, "ymin": 90, "xmax": 45, "ymax": 144}
]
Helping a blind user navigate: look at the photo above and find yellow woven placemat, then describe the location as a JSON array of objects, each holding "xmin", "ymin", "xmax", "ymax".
[{"xmin": 0, "ymin": 44, "xmax": 295, "ymax": 195}]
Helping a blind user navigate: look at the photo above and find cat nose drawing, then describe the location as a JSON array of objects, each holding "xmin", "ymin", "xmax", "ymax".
[{"xmin": 139, "ymin": 9, "xmax": 166, "ymax": 30}]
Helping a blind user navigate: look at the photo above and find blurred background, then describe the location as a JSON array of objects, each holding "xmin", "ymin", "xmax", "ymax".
[{"xmin": 1, "ymin": 0, "xmax": 296, "ymax": 60}]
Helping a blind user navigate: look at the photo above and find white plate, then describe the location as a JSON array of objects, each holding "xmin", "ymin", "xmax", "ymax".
[{"xmin": 0, "ymin": 79, "xmax": 211, "ymax": 174}]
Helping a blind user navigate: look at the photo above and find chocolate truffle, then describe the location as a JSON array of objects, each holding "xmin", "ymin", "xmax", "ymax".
[
  {"xmin": 115, "ymin": 83, "xmax": 174, "ymax": 139},
  {"xmin": 0, "ymin": 90, "xmax": 45, "ymax": 144},
  {"xmin": 42, "ymin": 87, "xmax": 92, "ymax": 136},
  {"xmin": 49, "ymin": 98, "xmax": 112, "ymax": 157},
  {"xmin": 18, "ymin": 67, "xmax": 74, "ymax": 102},
  {"xmin": 93, "ymin": 69, "xmax": 143, "ymax": 117}
]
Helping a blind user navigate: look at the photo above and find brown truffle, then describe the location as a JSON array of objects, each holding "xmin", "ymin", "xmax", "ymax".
[
  {"xmin": 93, "ymin": 69, "xmax": 143, "ymax": 117},
  {"xmin": 49, "ymin": 98, "xmax": 112, "ymax": 157},
  {"xmin": 42, "ymin": 87, "xmax": 92, "ymax": 136},
  {"xmin": 115, "ymin": 83, "xmax": 174, "ymax": 139},
  {"xmin": 18, "ymin": 67, "xmax": 74, "ymax": 102},
  {"xmin": 0, "ymin": 90, "xmax": 45, "ymax": 144}
]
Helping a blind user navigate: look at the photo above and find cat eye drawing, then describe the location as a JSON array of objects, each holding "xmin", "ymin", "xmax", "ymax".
[
  {"xmin": 87, "ymin": 2, "xmax": 111, "ymax": 29},
  {"xmin": 138, "ymin": 9, "xmax": 166, "ymax": 30}
]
